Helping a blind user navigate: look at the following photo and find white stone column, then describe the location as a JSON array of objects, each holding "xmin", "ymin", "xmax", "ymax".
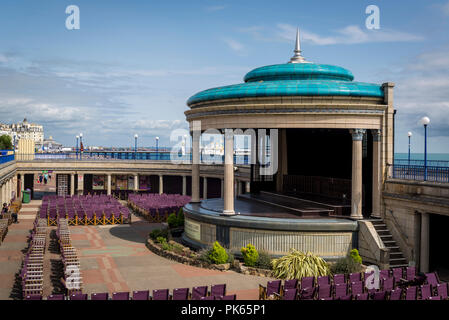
[
  {"xmin": 350, "ymin": 129, "xmax": 365, "ymax": 219},
  {"xmin": 420, "ymin": 212, "xmax": 430, "ymax": 273},
  {"xmin": 203, "ymin": 177, "xmax": 208, "ymax": 200},
  {"xmin": 223, "ymin": 129, "xmax": 235, "ymax": 215},
  {"xmin": 134, "ymin": 174, "xmax": 139, "ymax": 191},
  {"xmin": 7, "ymin": 179, "xmax": 11, "ymax": 203},
  {"xmin": 182, "ymin": 176, "xmax": 187, "ymax": 196},
  {"xmin": 70, "ymin": 174, "xmax": 75, "ymax": 196},
  {"xmin": 107, "ymin": 174, "xmax": 111, "ymax": 196},
  {"xmin": 0, "ymin": 183, "xmax": 4, "ymax": 205},
  {"xmin": 372, "ymin": 130, "xmax": 382, "ymax": 218},
  {"xmin": 159, "ymin": 175, "xmax": 163, "ymax": 194},
  {"xmin": 191, "ymin": 121, "xmax": 201, "ymax": 202}
]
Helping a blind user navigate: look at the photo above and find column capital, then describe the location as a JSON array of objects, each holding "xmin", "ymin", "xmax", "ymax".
[
  {"xmin": 372, "ymin": 129, "xmax": 382, "ymax": 142},
  {"xmin": 350, "ymin": 129, "xmax": 366, "ymax": 141}
]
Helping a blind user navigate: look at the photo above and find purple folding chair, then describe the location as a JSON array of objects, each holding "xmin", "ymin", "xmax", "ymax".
[
  {"xmin": 380, "ymin": 269, "xmax": 390, "ymax": 280},
  {"xmin": 339, "ymin": 294, "xmax": 352, "ymax": 300},
  {"xmin": 317, "ymin": 275, "xmax": 330, "ymax": 287},
  {"xmin": 112, "ymin": 292, "xmax": 129, "ymax": 300},
  {"xmin": 320, "ymin": 297, "xmax": 333, "ymax": 300},
  {"xmin": 428, "ymin": 296, "xmax": 441, "ymax": 300},
  {"xmin": 405, "ymin": 286, "xmax": 417, "ymax": 300},
  {"xmin": 406, "ymin": 266, "xmax": 417, "ymax": 281},
  {"xmin": 335, "ymin": 283, "xmax": 348, "ymax": 299},
  {"xmin": 333, "ymin": 274, "xmax": 346, "ymax": 285},
  {"xmin": 350, "ymin": 281, "xmax": 364, "ymax": 296},
  {"xmin": 70, "ymin": 293, "xmax": 88, "ymax": 300},
  {"xmin": 172, "ymin": 288, "xmax": 189, "ymax": 300},
  {"xmin": 152, "ymin": 289, "xmax": 169, "ymax": 300},
  {"xmin": 425, "ymin": 272, "xmax": 441, "ymax": 287},
  {"xmin": 219, "ymin": 294, "xmax": 236, "ymax": 300},
  {"xmin": 201, "ymin": 296, "xmax": 215, "ymax": 300},
  {"xmin": 210, "ymin": 284, "xmax": 226, "ymax": 297},
  {"xmin": 382, "ymin": 277, "xmax": 394, "ymax": 292},
  {"xmin": 266, "ymin": 280, "xmax": 281, "ymax": 297},
  {"xmin": 318, "ymin": 284, "xmax": 332, "ymax": 299},
  {"xmin": 300, "ymin": 276, "xmax": 315, "ymax": 290},
  {"xmin": 282, "ymin": 288, "xmax": 298, "ymax": 300},
  {"xmin": 132, "ymin": 290, "xmax": 149, "ymax": 300},
  {"xmin": 356, "ymin": 293, "xmax": 368, "ymax": 300},
  {"xmin": 47, "ymin": 294, "xmax": 65, "ymax": 300},
  {"xmin": 299, "ymin": 286, "xmax": 316, "ymax": 300},
  {"xmin": 283, "ymin": 279, "xmax": 298, "ymax": 290},
  {"xmin": 192, "ymin": 286, "xmax": 208, "ymax": 300},
  {"xmin": 437, "ymin": 283, "xmax": 448, "ymax": 299},
  {"xmin": 420, "ymin": 284, "xmax": 432, "ymax": 300},
  {"xmin": 373, "ymin": 291, "xmax": 386, "ymax": 300},
  {"xmin": 349, "ymin": 273, "xmax": 362, "ymax": 283},
  {"xmin": 389, "ymin": 288, "xmax": 403, "ymax": 300},
  {"xmin": 91, "ymin": 292, "xmax": 109, "ymax": 300},
  {"xmin": 25, "ymin": 295, "xmax": 42, "ymax": 300},
  {"xmin": 392, "ymin": 267, "xmax": 404, "ymax": 282}
]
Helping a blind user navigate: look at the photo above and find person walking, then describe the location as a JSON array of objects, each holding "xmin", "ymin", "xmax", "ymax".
[{"xmin": 1, "ymin": 203, "xmax": 8, "ymax": 219}]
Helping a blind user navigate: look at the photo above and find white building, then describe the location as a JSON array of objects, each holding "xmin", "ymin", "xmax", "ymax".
[{"xmin": 1, "ymin": 118, "xmax": 44, "ymax": 150}]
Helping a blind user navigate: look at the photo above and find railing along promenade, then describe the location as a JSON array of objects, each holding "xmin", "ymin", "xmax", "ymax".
[
  {"xmin": 390, "ymin": 161, "xmax": 449, "ymax": 183},
  {"xmin": 13, "ymin": 152, "xmax": 251, "ymax": 165}
]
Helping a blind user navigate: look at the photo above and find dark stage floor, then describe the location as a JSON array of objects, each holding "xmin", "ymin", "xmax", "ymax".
[{"xmin": 200, "ymin": 195, "xmax": 338, "ymax": 220}]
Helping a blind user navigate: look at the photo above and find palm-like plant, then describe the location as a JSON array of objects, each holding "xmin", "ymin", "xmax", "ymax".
[{"xmin": 271, "ymin": 249, "xmax": 330, "ymax": 280}]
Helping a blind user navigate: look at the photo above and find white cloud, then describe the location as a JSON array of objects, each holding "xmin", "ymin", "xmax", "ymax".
[
  {"xmin": 276, "ymin": 24, "xmax": 424, "ymax": 45},
  {"xmin": 223, "ymin": 38, "xmax": 246, "ymax": 55}
]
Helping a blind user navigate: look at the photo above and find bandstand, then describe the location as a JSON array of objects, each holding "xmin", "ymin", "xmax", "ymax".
[{"xmin": 183, "ymin": 30, "xmax": 394, "ymax": 261}]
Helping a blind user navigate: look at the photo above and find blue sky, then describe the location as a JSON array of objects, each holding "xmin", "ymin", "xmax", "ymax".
[{"xmin": 0, "ymin": 0, "xmax": 449, "ymax": 153}]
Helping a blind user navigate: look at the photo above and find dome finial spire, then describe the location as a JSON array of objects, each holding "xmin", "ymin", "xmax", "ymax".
[{"xmin": 289, "ymin": 27, "xmax": 308, "ymax": 63}]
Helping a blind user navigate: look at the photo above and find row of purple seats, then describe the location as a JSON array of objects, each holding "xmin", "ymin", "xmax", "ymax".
[{"xmin": 25, "ymin": 284, "xmax": 235, "ymax": 300}]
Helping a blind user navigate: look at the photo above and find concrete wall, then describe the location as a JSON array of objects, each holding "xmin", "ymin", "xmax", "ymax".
[{"xmin": 382, "ymin": 179, "xmax": 449, "ymax": 266}]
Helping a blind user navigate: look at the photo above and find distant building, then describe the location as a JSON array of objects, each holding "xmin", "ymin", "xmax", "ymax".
[
  {"xmin": 42, "ymin": 136, "xmax": 63, "ymax": 152},
  {"xmin": 0, "ymin": 118, "xmax": 44, "ymax": 150}
]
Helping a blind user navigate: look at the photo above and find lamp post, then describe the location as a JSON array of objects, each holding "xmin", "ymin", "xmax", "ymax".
[
  {"xmin": 79, "ymin": 133, "xmax": 83, "ymax": 160},
  {"xmin": 420, "ymin": 117, "xmax": 430, "ymax": 181},
  {"xmin": 407, "ymin": 132, "xmax": 412, "ymax": 166},
  {"xmin": 134, "ymin": 134, "xmax": 138, "ymax": 160},
  {"xmin": 75, "ymin": 135, "xmax": 79, "ymax": 160},
  {"xmin": 155, "ymin": 136, "xmax": 159, "ymax": 160}
]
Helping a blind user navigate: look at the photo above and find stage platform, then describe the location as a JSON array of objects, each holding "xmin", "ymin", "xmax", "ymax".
[{"xmin": 182, "ymin": 196, "xmax": 358, "ymax": 260}]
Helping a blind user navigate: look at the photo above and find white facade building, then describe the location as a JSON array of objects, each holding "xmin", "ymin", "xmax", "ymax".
[{"xmin": 0, "ymin": 118, "xmax": 44, "ymax": 150}]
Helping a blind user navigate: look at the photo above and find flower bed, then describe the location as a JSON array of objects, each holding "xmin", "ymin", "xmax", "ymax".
[{"xmin": 146, "ymin": 236, "xmax": 274, "ymax": 276}]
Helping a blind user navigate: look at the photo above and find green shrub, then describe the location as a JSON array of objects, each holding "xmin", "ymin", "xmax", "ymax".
[
  {"xmin": 256, "ymin": 251, "xmax": 272, "ymax": 270},
  {"xmin": 156, "ymin": 236, "xmax": 167, "ymax": 244},
  {"xmin": 161, "ymin": 241, "xmax": 171, "ymax": 251},
  {"xmin": 167, "ymin": 213, "xmax": 178, "ymax": 228},
  {"xmin": 349, "ymin": 249, "xmax": 362, "ymax": 264},
  {"xmin": 330, "ymin": 256, "xmax": 362, "ymax": 275},
  {"xmin": 208, "ymin": 241, "xmax": 228, "ymax": 264},
  {"xmin": 241, "ymin": 244, "xmax": 259, "ymax": 267},
  {"xmin": 177, "ymin": 210, "xmax": 184, "ymax": 227},
  {"xmin": 149, "ymin": 228, "xmax": 169, "ymax": 240},
  {"xmin": 271, "ymin": 249, "xmax": 330, "ymax": 280}
]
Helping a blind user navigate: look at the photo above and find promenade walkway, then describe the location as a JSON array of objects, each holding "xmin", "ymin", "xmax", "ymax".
[{"xmin": 0, "ymin": 200, "xmax": 273, "ymax": 300}]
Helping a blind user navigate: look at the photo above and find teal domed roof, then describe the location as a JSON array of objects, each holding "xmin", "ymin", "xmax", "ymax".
[
  {"xmin": 187, "ymin": 31, "xmax": 384, "ymax": 106},
  {"xmin": 244, "ymin": 63, "xmax": 354, "ymax": 82}
]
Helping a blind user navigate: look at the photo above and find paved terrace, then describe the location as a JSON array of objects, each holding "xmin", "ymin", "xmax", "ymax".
[{"xmin": 0, "ymin": 200, "xmax": 273, "ymax": 300}]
